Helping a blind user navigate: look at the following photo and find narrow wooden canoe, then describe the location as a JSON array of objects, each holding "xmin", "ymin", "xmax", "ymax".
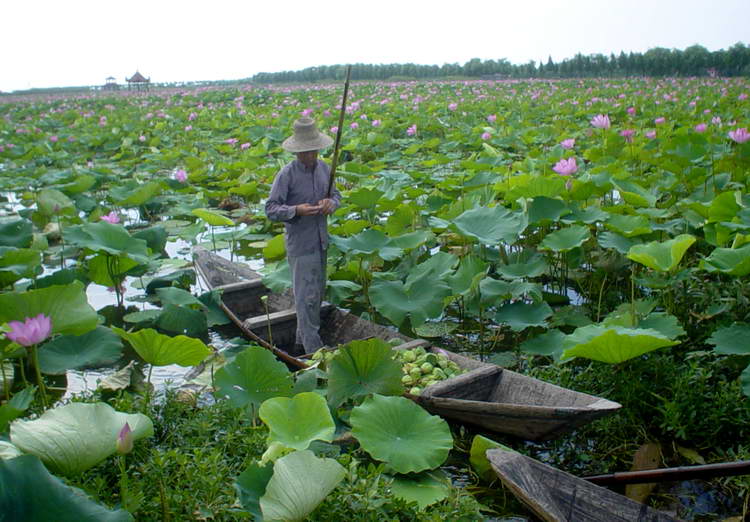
[
  {"xmin": 486, "ymin": 449, "xmax": 680, "ymax": 522},
  {"xmin": 193, "ymin": 247, "xmax": 621, "ymax": 441}
]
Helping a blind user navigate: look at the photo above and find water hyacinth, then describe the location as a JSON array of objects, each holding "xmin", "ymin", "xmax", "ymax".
[
  {"xmin": 590, "ymin": 114, "xmax": 610, "ymax": 129},
  {"xmin": 100, "ymin": 211, "xmax": 120, "ymax": 224},
  {"xmin": 552, "ymin": 157, "xmax": 578, "ymax": 176},
  {"xmin": 728, "ymin": 128, "xmax": 750, "ymax": 143},
  {"xmin": 6, "ymin": 314, "xmax": 52, "ymax": 346}
]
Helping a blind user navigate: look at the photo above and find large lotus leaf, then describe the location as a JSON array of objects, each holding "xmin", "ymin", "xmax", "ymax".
[
  {"xmin": 350, "ymin": 394, "xmax": 452, "ymax": 474},
  {"xmin": 64, "ymin": 222, "xmax": 151, "ymax": 264},
  {"xmin": 10, "ymin": 402, "xmax": 153, "ymax": 476},
  {"xmin": 109, "ymin": 181, "xmax": 162, "ymax": 207},
  {"xmin": 480, "ymin": 278, "xmax": 543, "ymax": 304},
  {"xmin": 37, "ymin": 188, "xmax": 76, "ymax": 217},
  {"xmin": 111, "ymin": 327, "xmax": 211, "ymax": 367},
  {"xmin": 87, "ymin": 252, "xmax": 141, "ymax": 287},
  {"xmin": 348, "ymin": 187, "xmax": 384, "ymax": 209},
  {"xmin": 262, "ymin": 233, "xmax": 286, "ymax": 261},
  {"xmin": 390, "ymin": 229, "xmax": 433, "ymax": 250},
  {"xmin": 413, "ymin": 321, "xmax": 458, "ymax": 338},
  {"xmin": 469, "ymin": 434, "xmax": 513, "ymax": 481},
  {"xmin": 0, "ymin": 247, "xmax": 42, "ymax": 287},
  {"xmin": 561, "ymin": 325, "xmax": 679, "ymax": 364},
  {"xmin": 452, "ymin": 205, "xmax": 527, "ymax": 245},
  {"xmin": 612, "ymin": 180, "xmax": 658, "ymax": 208},
  {"xmin": 708, "ymin": 191, "xmax": 740, "ymax": 223},
  {"xmin": 131, "ymin": 225, "xmax": 168, "ymax": 253},
  {"xmin": 638, "ymin": 313, "xmax": 686, "ymax": 340},
  {"xmin": 38, "ymin": 326, "xmax": 123, "ymax": 375},
  {"xmin": 0, "ymin": 386, "xmax": 35, "ymax": 433},
  {"xmin": 540, "ymin": 225, "xmax": 590, "ymax": 252},
  {"xmin": 260, "ymin": 450, "xmax": 345, "ymax": 522},
  {"xmin": 0, "ymin": 218, "xmax": 33, "ymax": 248},
  {"xmin": 597, "ymin": 230, "xmax": 640, "ymax": 255},
  {"xmin": 494, "ymin": 301, "xmax": 553, "ymax": 332},
  {"xmin": 0, "ymin": 455, "xmax": 133, "ymax": 521},
  {"xmin": 260, "ymin": 259, "xmax": 292, "ymax": 293},
  {"xmin": 235, "ymin": 461, "xmax": 274, "ymax": 520},
  {"xmin": 519, "ymin": 329, "xmax": 567, "ymax": 359},
  {"xmin": 0, "ymin": 281, "xmax": 97, "ymax": 336},
  {"xmin": 214, "ymin": 346, "xmax": 293, "ymax": 410},
  {"xmin": 391, "ymin": 470, "xmax": 450, "ymax": 510},
  {"xmin": 627, "ymin": 234, "xmax": 696, "ymax": 272},
  {"xmin": 447, "ymin": 254, "xmax": 488, "ymax": 296},
  {"xmin": 605, "ymin": 214, "xmax": 652, "ymax": 237},
  {"xmin": 700, "ymin": 244, "xmax": 750, "ymax": 276},
  {"xmin": 259, "ymin": 392, "xmax": 335, "ymax": 450},
  {"xmin": 707, "ymin": 324, "xmax": 750, "ymax": 355},
  {"xmin": 197, "ymin": 289, "xmax": 231, "ymax": 326},
  {"xmin": 330, "ymin": 229, "xmax": 403, "ymax": 260},
  {"xmin": 0, "ymin": 440, "xmax": 22, "ymax": 459},
  {"xmin": 405, "ymin": 251, "xmax": 458, "ymax": 289},
  {"xmin": 369, "ymin": 273, "xmax": 451, "ymax": 329},
  {"xmin": 496, "ymin": 254, "xmax": 547, "ymax": 279},
  {"xmin": 155, "ymin": 287, "xmax": 203, "ymax": 309},
  {"xmin": 327, "ymin": 339, "xmax": 403, "ymax": 407},
  {"xmin": 326, "ymin": 279, "xmax": 362, "ymax": 305},
  {"xmin": 527, "ymin": 196, "xmax": 570, "ymax": 224}
]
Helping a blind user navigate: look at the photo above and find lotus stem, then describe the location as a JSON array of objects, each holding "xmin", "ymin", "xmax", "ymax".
[{"xmin": 29, "ymin": 345, "xmax": 48, "ymax": 408}]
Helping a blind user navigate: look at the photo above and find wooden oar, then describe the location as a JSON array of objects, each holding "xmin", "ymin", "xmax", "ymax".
[
  {"xmin": 584, "ymin": 460, "xmax": 750, "ymax": 486},
  {"xmin": 326, "ymin": 64, "xmax": 352, "ymax": 198}
]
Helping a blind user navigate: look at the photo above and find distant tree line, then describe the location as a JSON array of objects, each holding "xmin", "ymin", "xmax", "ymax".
[{"xmin": 251, "ymin": 43, "xmax": 750, "ymax": 84}]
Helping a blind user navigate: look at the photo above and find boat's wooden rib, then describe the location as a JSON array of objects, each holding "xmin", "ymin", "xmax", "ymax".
[
  {"xmin": 486, "ymin": 449, "xmax": 680, "ymax": 522},
  {"xmin": 192, "ymin": 247, "xmax": 621, "ymax": 440},
  {"xmin": 419, "ymin": 365, "xmax": 621, "ymax": 441}
]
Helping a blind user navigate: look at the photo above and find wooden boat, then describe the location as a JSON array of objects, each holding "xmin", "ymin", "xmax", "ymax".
[
  {"xmin": 193, "ymin": 247, "xmax": 621, "ymax": 441},
  {"xmin": 486, "ymin": 448, "xmax": 680, "ymax": 521}
]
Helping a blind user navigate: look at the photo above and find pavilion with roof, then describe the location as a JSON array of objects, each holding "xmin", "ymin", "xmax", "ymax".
[{"xmin": 126, "ymin": 71, "xmax": 150, "ymax": 91}]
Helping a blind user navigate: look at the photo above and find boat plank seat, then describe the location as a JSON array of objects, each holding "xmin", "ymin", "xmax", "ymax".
[{"xmin": 243, "ymin": 303, "xmax": 335, "ymax": 330}]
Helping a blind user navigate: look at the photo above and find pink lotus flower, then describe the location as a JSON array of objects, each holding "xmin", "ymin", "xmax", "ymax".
[
  {"xmin": 620, "ymin": 129, "xmax": 635, "ymax": 142},
  {"xmin": 406, "ymin": 124, "xmax": 417, "ymax": 136},
  {"xmin": 240, "ymin": 142, "xmax": 251, "ymax": 150},
  {"xmin": 323, "ymin": 110, "xmax": 331, "ymax": 117},
  {"xmin": 100, "ymin": 211, "xmax": 120, "ymax": 224},
  {"xmin": 646, "ymin": 130, "xmax": 657, "ymax": 139},
  {"xmin": 184, "ymin": 125, "xmax": 192, "ymax": 131},
  {"xmin": 301, "ymin": 108, "xmax": 313, "ymax": 117},
  {"xmin": 654, "ymin": 117, "xmax": 666, "ymax": 125},
  {"xmin": 739, "ymin": 93, "xmax": 748, "ymax": 101},
  {"xmin": 225, "ymin": 138, "xmax": 238, "ymax": 145},
  {"xmin": 560, "ymin": 138, "xmax": 575, "ymax": 149},
  {"xmin": 350, "ymin": 122, "xmax": 359, "ymax": 130},
  {"xmin": 330, "ymin": 126, "xmax": 338, "ymax": 134},
  {"xmin": 627, "ymin": 107, "xmax": 636, "ymax": 115},
  {"xmin": 139, "ymin": 135, "xmax": 146, "ymax": 142},
  {"xmin": 728, "ymin": 128, "xmax": 750, "ymax": 143},
  {"xmin": 188, "ymin": 112, "xmax": 197, "ymax": 121},
  {"xmin": 174, "ymin": 169, "xmax": 188, "ymax": 182},
  {"xmin": 448, "ymin": 103, "xmax": 458, "ymax": 111},
  {"xmin": 359, "ymin": 114, "xmax": 368, "ymax": 120},
  {"xmin": 372, "ymin": 119, "xmax": 381, "ymax": 127},
  {"xmin": 590, "ymin": 114, "xmax": 610, "ymax": 129},
  {"xmin": 481, "ymin": 132, "xmax": 491, "ymax": 141},
  {"xmin": 487, "ymin": 114, "xmax": 497, "ymax": 123},
  {"xmin": 712, "ymin": 117, "xmax": 722, "ymax": 126},
  {"xmin": 116, "ymin": 423, "xmax": 134, "ymax": 455},
  {"xmin": 552, "ymin": 157, "xmax": 578, "ymax": 176},
  {"xmin": 694, "ymin": 123, "xmax": 707, "ymax": 133},
  {"xmin": 99, "ymin": 116, "xmax": 107, "ymax": 126},
  {"xmin": 6, "ymin": 314, "xmax": 52, "ymax": 346},
  {"xmin": 49, "ymin": 135, "xmax": 58, "ymax": 143}
]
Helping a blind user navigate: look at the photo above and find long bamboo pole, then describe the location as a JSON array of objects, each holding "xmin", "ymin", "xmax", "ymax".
[
  {"xmin": 584, "ymin": 460, "xmax": 750, "ymax": 486},
  {"xmin": 326, "ymin": 65, "xmax": 352, "ymax": 198}
]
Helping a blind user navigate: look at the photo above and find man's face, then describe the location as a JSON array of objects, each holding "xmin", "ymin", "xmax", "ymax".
[{"xmin": 296, "ymin": 150, "xmax": 318, "ymax": 168}]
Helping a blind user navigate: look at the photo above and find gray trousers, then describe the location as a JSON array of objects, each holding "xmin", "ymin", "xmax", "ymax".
[{"xmin": 288, "ymin": 249, "xmax": 326, "ymax": 353}]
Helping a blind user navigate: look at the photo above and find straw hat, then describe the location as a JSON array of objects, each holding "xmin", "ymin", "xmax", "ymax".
[{"xmin": 282, "ymin": 117, "xmax": 334, "ymax": 153}]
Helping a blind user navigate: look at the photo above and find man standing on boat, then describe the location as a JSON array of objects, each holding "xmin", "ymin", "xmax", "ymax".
[{"xmin": 265, "ymin": 117, "xmax": 341, "ymax": 355}]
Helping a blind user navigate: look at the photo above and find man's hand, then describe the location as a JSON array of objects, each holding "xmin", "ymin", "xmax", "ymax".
[
  {"xmin": 318, "ymin": 198, "xmax": 336, "ymax": 215},
  {"xmin": 295, "ymin": 203, "xmax": 322, "ymax": 216}
]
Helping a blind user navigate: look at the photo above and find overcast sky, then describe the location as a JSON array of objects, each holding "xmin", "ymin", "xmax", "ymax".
[{"xmin": 2, "ymin": 0, "xmax": 748, "ymax": 92}]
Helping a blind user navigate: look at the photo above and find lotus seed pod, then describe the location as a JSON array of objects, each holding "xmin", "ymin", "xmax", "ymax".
[{"xmin": 420, "ymin": 362, "xmax": 433, "ymax": 374}]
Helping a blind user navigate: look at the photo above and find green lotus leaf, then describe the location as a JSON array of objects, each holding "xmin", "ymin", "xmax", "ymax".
[
  {"xmin": 348, "ymin": 186, "xmax": 384, "ymax": 209},
  {"xmin": 197, "ymin": 289, "xmax": 231, "ymax": 326},
  {"xmin": 37, "ymin": 188, "xmax": 76, "ymax": 217},
  {"xmin": 612, "ymin": 180, "xmax": 658, "ymax": 208},
  {"xmin": 447, "ymin": 254, "xmax": 489, "ymax": 296},
  {"xmin": 0, "ymin": 247, "xmax": 42, "ymax": 287},
  {"xmin": 111, "ymin": 327, "xmax": 211, "ymax": 367},
  {"xmin": 391, "ymin": 470, "xmax": 451, "ymax": 510},
  {"xmin": 389, "ymin": 229, "xmax": 433, "ymax": 250},
  {"xmin": 331, "ymin": 229, "xmax": 403, "ymax": 260},
  {"xmin": 496, "ymin": 253, "xmax": 547, "ymax": 279},
  {"xmin": 327, "ymin": 339, "xmax": 403, "ymax": 407},
  {"xmin": 597, "ymin": 231, "xmax": 640, "ymax": 255},
  {"xmin": 260, "ymin": 259, "xmax": 292, "ymax": 293},
  {"xmin": 262, "ymin": 233, "xmax": 286, "ymax": 261},
  {"xmin": 480, "ymin": 278, "xmax": 543, "ymax": 303},
  {"xmin": 0, "ymin": 281, "xmax": 97, "ymax": 337},
  {"xmin": 405, "ymin": 251, "xmax": 458, "ymax": 288},
  {"xmin": 109, "ymin": 181, "xmax": 162, "ymax": 207},
  {"xmin": 562, "ymin": 325, "xmax": 679, "ymax": 364},
  {"xmin": 0, "ymin": 218, "xmax": 33, "ymax": 248},
  {"xmin": 494, "ymin": 301, "xmax": 553, "ymax": 332},
  {"xmin": 605, "ymin": 214, "xmax": 652, "ymax": 237},
  {"xmin": 131, "ymin": 225, "xmax": 168, "ymax": 253},
  {"xmin": 627, "ymin": 234, "xmax": 696, "ymax": 272},
  {"xmin": 326, "ymin": 279, "xmax": 362, "ymax": 305},
  {"xmin": 234, "ymin": 461, "xmax": 274, "ymax": 520},
  {"xmin": 369, "ymin": 273, "xmax": 451, "ymax": 329},
  {"xmin": 413, "ymin": 321, "xmax": 459, "ymax": 338},
  {"xmin": 0, "ymin": 455, "xmax": 133, "ymax": 521},
  {"xmin": 469, "ymin": 435, "xmax": 513, "ymax": 481},
  {"xmin": 708, "ymin": 191, "xmax": 740, "ymax": 223},
  {"xmin": 87, "ymin": 253, "xmax": 141, "ymax": 287},
  {"xmin": 0, "ymin": 440, "xmax": 22, "ymax": 460},
  {"xmin": 122, "ymin": 309, "xmax": 162, "ymax": 325},
  {"xmin": 259, "ymin": 392, "xmax": 335, "ymax": 450},
  {"xmin": 707, "ymin": 323, "xmax": 750, "ymax": 355},
  {"xmin": 350, "ymin": 394, "xmax": 452, "ymax": 474},
  {"xmin": 452, "ymin": 205, "xmax": 527, "ymax": 245},
  {"xmin": 214, "ymin": 346, "xmax": 293, "ymax": 410},
  {"xmin": 144, "ymin": 268, "xmax": 196, "ymax": 294},
  {"xmin": 64, "ymin": 222, "xmax": 151, "ymax": 264},
  {"xmin": 10, "ymin": 402, "xmax": 153, "ymax": 476},
  {"xmin": 540, "ymin": 225, "xmax": 590, "ymax": 252},
  {"xmin": 700, "ymin": 244, "xmax": 750, "ymax": 276},
  {"xmin": 519, "ymin": 329, "xmax": 567, "ymax": 359},
  {"xmin": 527, "ymin": 196, "xmax": 570, "ymax": 224},
  {"xmin": 638, "ymin": 313, "xmax": 686, "ymax": 340},
  {"xmin": 38, "ymin": 326, "xmax": 123, "ymax": 375},
  {"xmin": 155, "ymin": 287, "xmax": 204, "ymax": 308},
  {"xmin": 260, "ymin": 450, "xmax": 345, "ymax": 522},
  {"xmin": 0, "ymin": 386, "xmax": 35, "ymax": 433}
]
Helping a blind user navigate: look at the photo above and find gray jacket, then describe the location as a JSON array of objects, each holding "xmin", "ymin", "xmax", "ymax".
[{"xmin": 265, "ymin": 159, "xmax": 341, "ymax": 257}]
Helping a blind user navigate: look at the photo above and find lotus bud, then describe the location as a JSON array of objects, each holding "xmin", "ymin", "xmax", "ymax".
[{"xmin": 116, "ymin": 422, "xmax": 134, "ymax": 455}]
